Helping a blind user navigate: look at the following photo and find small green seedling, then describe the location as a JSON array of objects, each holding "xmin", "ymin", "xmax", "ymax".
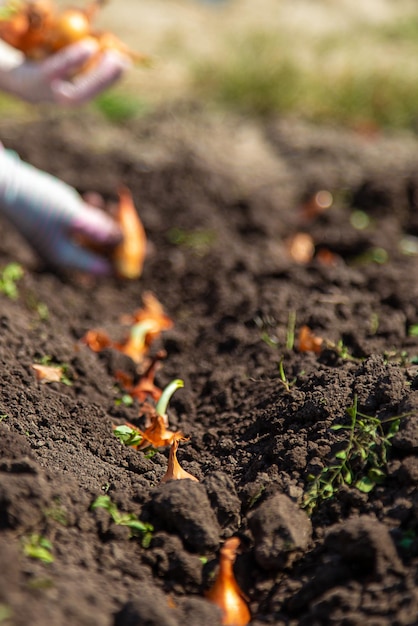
[
  {"xmin": 286, "ymin": 310, "xmax": 296, "ymax": 350},
  {"xmin": 278, "ymin": 358, "xmax": 298, "ymax": 393},
  {"xmin": 247, "ymin": 484, "xmax": 266, "ymax": 509},
  {"xmin": 325, "ymin": 338, "xmax": 363, "ymax": 363},
  {"xmin": 114, "ymin": 394, "xmax": 134, "ymax": 407},
  {"xmin": 91, "ymin": 495, "xmax": 153, "ymax": 547},
  {"xmin": 44, "ymin": 499, "xmax": 68, "ymax": 526},
  {"xmin": 113, "ymin": 424, "xmax": 143, "ymax": 447},
  {"xmin": 0, "ymin": 263, "xmax": 24, "ymax": 300},
  {"xmin": 303, "ymin": 396, "xmax": 407, "ymax": 514},
  {"xmin": 22, "ymin": 534, "xmax": 54, "ymax": 563},
  {"xmin": 114, "ymin": 379, "xmax": 184, "ymax": 452}
]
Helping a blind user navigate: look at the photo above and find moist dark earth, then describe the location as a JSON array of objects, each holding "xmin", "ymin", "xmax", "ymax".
[{"xmin": 1, "ymin": 105, "xmax": 418, "ymax": 626}]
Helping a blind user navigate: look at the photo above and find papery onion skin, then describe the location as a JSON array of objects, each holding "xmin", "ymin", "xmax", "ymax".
[
  {"xmin": 112, "ymin": 187, "xmax": 147, "ymax": 280},
  {"xmin": 205, "ymin": 537, "xmax": 251, "ymax": 626}
]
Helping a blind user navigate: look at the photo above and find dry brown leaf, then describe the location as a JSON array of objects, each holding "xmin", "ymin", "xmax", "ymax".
[
  {"xmin": 115, "ymin": 351, "xmax": 165, "ymax": 403},
  {"xmin": 32, "ymin": 363, "xmax": 63, "ymax": 384},
  {"xmin": 82, "ymin": 329, "xmax": 113, "ymax": 352}
]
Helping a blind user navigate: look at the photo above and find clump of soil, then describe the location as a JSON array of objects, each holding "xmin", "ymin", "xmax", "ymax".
[{"xmin": 1, "ymin": 106, "xmax": 418, "ymax": 625}]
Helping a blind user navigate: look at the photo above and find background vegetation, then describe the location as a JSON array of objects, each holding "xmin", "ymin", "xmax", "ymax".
[{"xmin": 3, "ymin": 0, "xmax": 418, "ymax": 130}]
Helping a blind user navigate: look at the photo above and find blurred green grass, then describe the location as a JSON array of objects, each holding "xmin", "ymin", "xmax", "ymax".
[
  {"xmin": 3, "ymin": 1, "xmax": 418, "ymax": 131},
  {"xmin": 191, "ymin": 21, "xmax": 418, "ymax": 130},
  {"xmin": 94, "ymin": 91, "xmax": 150, "ymax": 123}
]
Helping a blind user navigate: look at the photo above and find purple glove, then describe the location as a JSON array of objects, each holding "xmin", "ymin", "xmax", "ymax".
[
  {"xmin": 0, "ymin": 146, "xmax": 122, "ymax": 274},
  {"xmin": 0, "ymin": 38, "xmax": 131, "ymax": 105}
]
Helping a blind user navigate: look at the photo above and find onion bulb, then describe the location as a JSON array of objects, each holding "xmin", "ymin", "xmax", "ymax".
[
  {"xmin": 160, "ymin": 440, "xmax": 199, "ymax": 483},
  {"xmin": 205, "ymin": 537, "xmax": 251, "ymax": 626}
]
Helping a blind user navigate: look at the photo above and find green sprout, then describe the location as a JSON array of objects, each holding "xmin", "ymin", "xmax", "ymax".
[
  {"xmin": 303, "ymin": 396, "xmax": 407, "ymax": 514},
  {"xmin": 0, "ymin": 263, "xmax": 24, "ymax": 300},
  {"xmin": 278, "ymin": 358, "xmax": 298, "ymax": 393},
  {"xmin": 323, "ymin": 338, "xmax": 363, "ymax": 363},
  {"xmin": 156, "ymin": 379, "xmax": 184, "ymax": 418},
  {"xmin": 22, "ymin": 534, "xmax": 54, "ymax": 563},
  {"xmin": 130, "ymin": 320, "xmax": 156, "ymax": 344},
  {"xmin": 333, "ymin": 339, "xmax": 359, "ymax": 362},
  {"xmin": 91, "ymin": 495, "xmax": 153, "ymax": 547},
  {"xmin": 114, "ymin": 379, "xmax": 184, "ymax": 452},
  {"xmin": 286, "ymin": 310, "xmax": 296, "ymax": 350}
]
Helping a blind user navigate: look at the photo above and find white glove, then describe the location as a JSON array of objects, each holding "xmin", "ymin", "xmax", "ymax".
[
  {"xmin": 0, "ymin": 38, "xmax": 131, "ymax": 105},
  {"xmin": 0, "ymin": 146, "xmax": 122, "ymax": 274}
]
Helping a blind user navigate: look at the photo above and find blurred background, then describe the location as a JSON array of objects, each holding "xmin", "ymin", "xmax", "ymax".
[{"xmin": 5, "ymin": 0, "xmax": 418, "ymax": 131}]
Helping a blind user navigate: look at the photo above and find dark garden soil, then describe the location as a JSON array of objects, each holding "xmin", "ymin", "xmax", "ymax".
[{"xmin": 1, "ymin": 105, "xmax": 418, "ymax": 625}]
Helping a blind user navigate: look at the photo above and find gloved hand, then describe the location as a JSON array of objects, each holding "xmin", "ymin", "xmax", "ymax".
[
  {"xmin": 0, "ymin": 38, "xmax": 131, "ymax": 105},
  {"xmin": 0, "ymin": 146, "xmax": 122, "ymax": 274}
]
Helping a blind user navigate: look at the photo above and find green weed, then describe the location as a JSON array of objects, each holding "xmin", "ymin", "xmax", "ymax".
[
  {"xmin": 114, "ymin": 394, "xmax": 134, "ymax": 407},
  {"xmin": 91, "ymin": 495, "xmax": 153, "ymax": 547},
  {"xmin": 44, "ymin": 499, "xmax": 68, "ymax": 526},
  {"xmin": 278, "ymin": 358, "xmax": 298, "ymax": 393},
  {"xmin": 303, "ymin": 396, "xmax": 406, "ymax": 514},
  {"xmin": 22, "ymin": 534, "xmax": 54, "ymax": 563},
  {"xmin": 113, "ymin": 424, "xmax": 143, "ymax": 447},
  {"xmin": 0, "ymin": 263, "xmax": 24, "ymax": 300}
]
